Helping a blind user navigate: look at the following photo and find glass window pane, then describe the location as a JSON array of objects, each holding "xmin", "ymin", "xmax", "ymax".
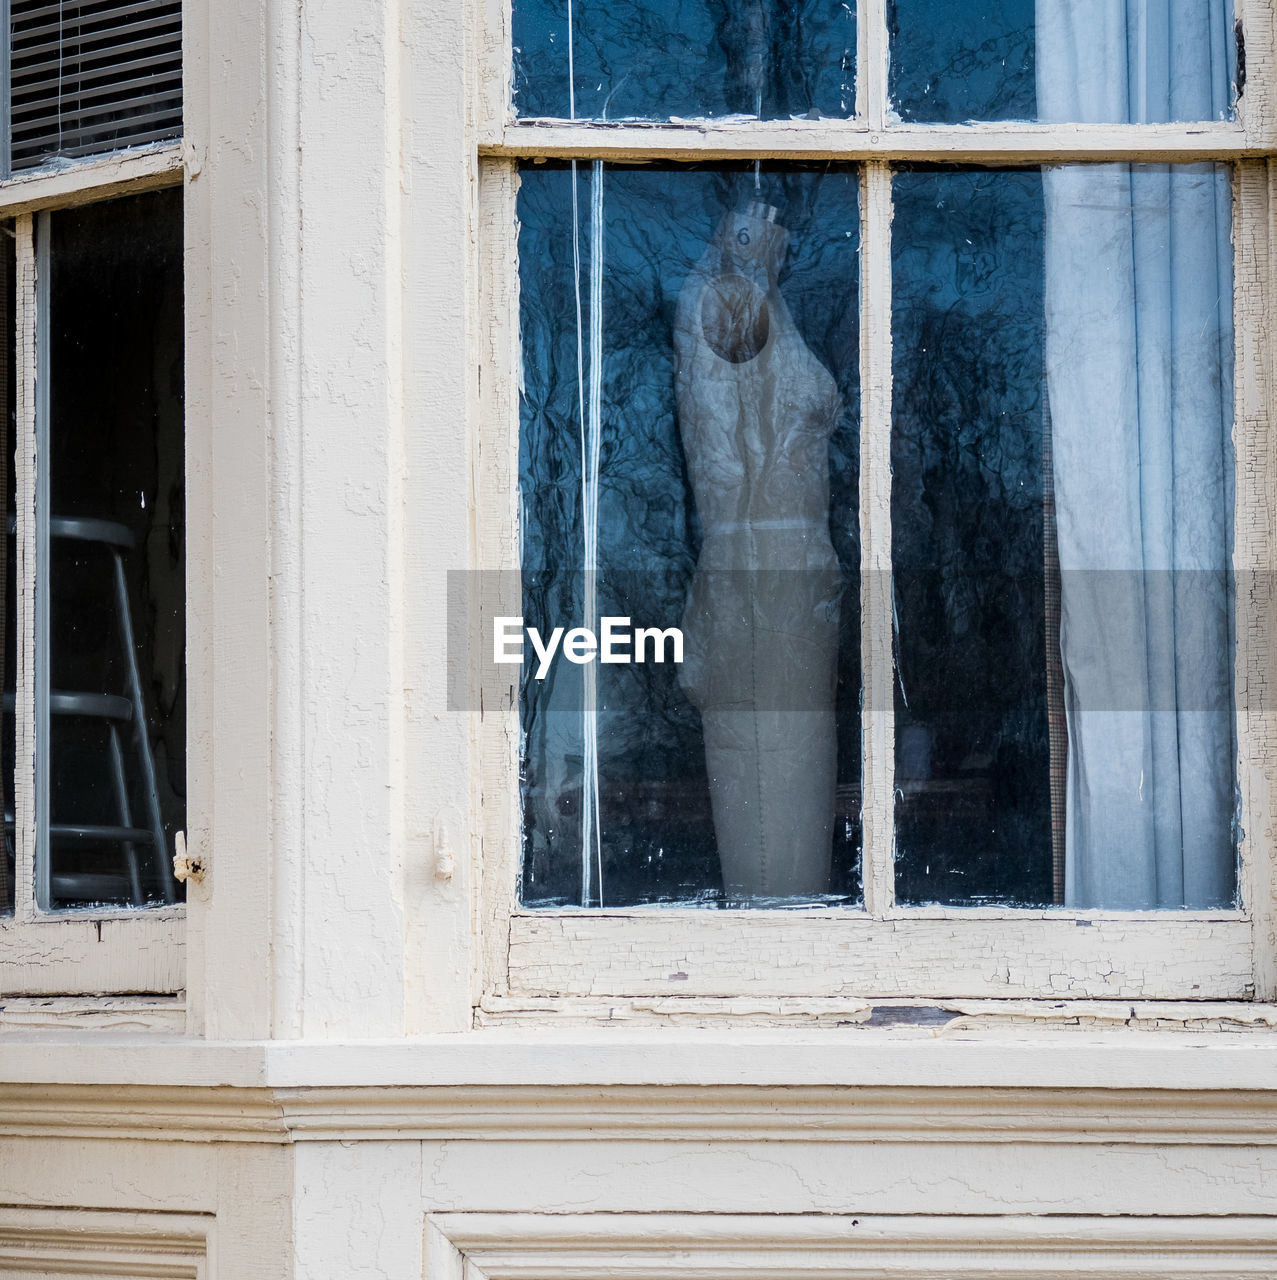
[
  {"xmin": 891, "ymin": 164, "xmax": 1236, "ymax": 910},
  {"xmin": 44, "ymin": 189, "xmax": 184, "ymax": 910},
  {"xmin": 513, "ymin": 1, "xmax": 855, "ymax": 121},
  {"xmin": 889, "ymin": 0, "xmax": 1035, "ymax": 122},
  {"xmin": 517, "ymin": 162, "xmax": 861, "ymax": 907},
  {"xmin": 889, "ymin": 1, "xmax": 1235, "ymax": 124}
]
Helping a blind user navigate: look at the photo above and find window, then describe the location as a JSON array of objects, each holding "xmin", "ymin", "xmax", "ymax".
[
  {"xmin": 472, "ymin": 0, "xmax": 1274, "ymax": 1007},
  {"xmin": 9, "ymin": 0, "xmax": 182, "ymax": 172},
  {"xmin": 0, "ymin": 2, "xmax": 183, "ymax": 994}
]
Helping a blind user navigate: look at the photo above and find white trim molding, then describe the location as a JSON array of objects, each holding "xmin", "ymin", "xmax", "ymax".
[
  {"xmin": 0, "ymin": 1207, "xmax": 209, "ymax": 1279},
  {"xmin": 428, "ymin": 1212, "xmax": 1277, "ymax": 1280},
  {"xmin": 6, "ymin": 1033, "xmax": 1277, "ymax": 1144}
]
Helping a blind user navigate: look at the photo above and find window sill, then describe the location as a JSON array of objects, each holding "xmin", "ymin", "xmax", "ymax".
[
  {"xmin": 0, "ymin": 141, "xmax": 181, "ymax": 215},
  {"xmin": 1, "ymin": 1020, "xmax": 1277, "ymax": 1087}
]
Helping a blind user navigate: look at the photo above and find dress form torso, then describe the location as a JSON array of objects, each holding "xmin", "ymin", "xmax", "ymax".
[{"xmin": 674, "ymin": 204, "xmax": 842, "ymax": 899}]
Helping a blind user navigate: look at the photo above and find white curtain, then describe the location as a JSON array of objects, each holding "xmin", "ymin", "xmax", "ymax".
[{"xmin": 1037, "ymin": 0, "xmax": 1236, "ymax": 907}]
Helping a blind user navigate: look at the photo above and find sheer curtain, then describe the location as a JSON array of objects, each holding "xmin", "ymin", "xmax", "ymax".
[{"xmin": 1037, "ymin": 0, "xmax": 1236, "ymax": 907}]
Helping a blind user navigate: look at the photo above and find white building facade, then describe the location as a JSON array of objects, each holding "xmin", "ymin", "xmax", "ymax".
[{"xmin": 4, "ymin": 1, "xmax": 1277, "ymax": 1275}]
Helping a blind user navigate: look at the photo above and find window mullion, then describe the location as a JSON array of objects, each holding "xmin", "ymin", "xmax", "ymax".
[
  {"xmin": 859, "ymin": 160, "xmax": 895, "ymax": 918},
  {"xmin": 12, "ymin": 210, "xmax": 32, "ymax": 920},
  {"xmin": 1234, "ymin": 160, "xmax": 1276, "ymax": 997},
  {"xmin": 0, "ymin": 0, "xmax": 10, "ymax": 181},
  {"xmin": 31, "ymin": 208, "xmax": 46, "ymax": 912},
  {"xmin": 858, "ymin": 0, "xmax": 890, "ymax": 129},
  {"xmin": 489, "ymin": 122, "xmax": 1248, "ymax": 164}
]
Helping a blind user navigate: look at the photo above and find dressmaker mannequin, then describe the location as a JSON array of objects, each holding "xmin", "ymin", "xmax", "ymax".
[{"xmin": 675, "ymin": 202, "xmax": 842, "ymax": 898}]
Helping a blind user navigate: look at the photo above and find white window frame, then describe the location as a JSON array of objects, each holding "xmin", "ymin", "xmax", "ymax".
[
  {"xmin": 0, "ymin": 145, "xmax": 186, "ymax": 997},
  {"xmin": 471, "ymin": 0, "xmax": 1277, "ymax": 1011}
]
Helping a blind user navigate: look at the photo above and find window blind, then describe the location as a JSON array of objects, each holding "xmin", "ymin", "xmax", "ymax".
[{"xmin": 10, "ymin": 0, "xmax": 181, "ymax": 171}]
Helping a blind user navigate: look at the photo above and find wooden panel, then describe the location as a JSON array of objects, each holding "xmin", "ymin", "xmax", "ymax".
[
  {"xmin": 508, "ymin": 912, "xmax": 1252, "ymax": 999},
  {"xmin": 0, "ymin": 912, "xmax": 183, "ymax": 994}
]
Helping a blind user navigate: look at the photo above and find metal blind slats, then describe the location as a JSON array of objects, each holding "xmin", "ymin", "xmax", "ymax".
[
  {"xmin": 13, "ymin": 65, "xmax": 181, "ymax": 109},
  {"xmin": 10, "ymin": 0, "xmax": 182, "ymax": 170},
  {"xmin": 15, "ymin": 24, "xmax": 180, "ymax": 71},
  {"xmin": 12, "ymin": 67, "xmax": 180, "ymax": 113},
  {"xmin": 14, "ymin": 96, "xmax": 179, "ymax": 139},
  {"xmin": 13, "ymin": 0, "xmax": 177, "ymax": 36},
  {"xmin": 15, "ymin": 12, "xmax": 180, "ymax": 55},
  {"xmin": 33, "ymin": 121, "xmax": 178, "ymax": 157}
]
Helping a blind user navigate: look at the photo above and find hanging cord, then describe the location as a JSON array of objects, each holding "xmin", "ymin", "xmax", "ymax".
[
  {"xmin": 566, "ymin": 0, "xmax": 605, "ymax": 906},
  {"xmin": 580, "ymin": 161, "xmax": 605, "ymax": 908},
  {"xmin": 57, "ymin": 3, "xmax": 65, "ymax": 155}
]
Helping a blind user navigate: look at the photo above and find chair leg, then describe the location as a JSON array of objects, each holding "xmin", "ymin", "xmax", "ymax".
[
  {"xmin": 108, "ymin": 720, "xmax": 144, "ymax": 906},
  {"xmin": 111, "ymin": 549, "xmax": 174, "ymax": 903}
]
